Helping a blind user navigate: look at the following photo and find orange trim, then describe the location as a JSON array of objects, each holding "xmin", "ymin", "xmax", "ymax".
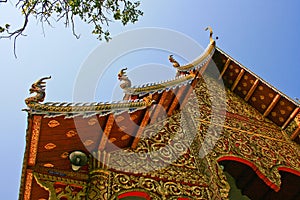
[
  {"xmin": 28, "ymin": 115, "xmax": 42, "ymax": 166},
  {"xmin": 118, "ymin": 191, "xmax": 151, "ymax": 200},
  {"xmin": 218, "ymin": 156, "xmax": 280, "ymax": 192},
  {"xmin": 23, "ymin": 170, "xmax": 33, "ymax": 200}
]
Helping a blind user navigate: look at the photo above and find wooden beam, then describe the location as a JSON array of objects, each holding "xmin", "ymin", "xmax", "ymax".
[
  {"xmin": 290, "ymin": 126, "xmax": 300, "ymax": 140},
  {"xmin": 131, "ymin": 109, "xmax": 152, "ymax": 149},
  {"xmin": 167, "ymin": 86, "xmax": 186, "ymax": 116},
  {"xmin": 218, "ymin": 58, "xmax": 231, "ymax": 80},
  {"xmin": 98, "ymin": 114, "xmax": 114, "ymax": 151},
  {"xmin": 231, "ymin": 69, "xmax": 245, "ymax": 91},
  {"xmin": 149, "ymin": 91, "xmax": 169, "ymax": 124},
  {"xmin": 282, "ymin": 107, "xmax": 299, "ymax": 129},
  {"xmin": 263, "ymin": 94, "xmax": 280, "ymax": 117},
  {"xmin": 244, "ymin": 79, "xmax": 259, "ymax": 102}
]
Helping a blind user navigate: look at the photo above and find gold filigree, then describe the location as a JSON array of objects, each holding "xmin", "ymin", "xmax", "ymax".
[
  {"xmin": 48, "ymin": 120, "xmax": 60, "ymax": 128},
  {"xmin": 66, "ymin": 130, "xmax": 77, "ymax": 138},
  {"xmin": 44, "ymin": 143, "xmax": 57, "ymax": 150}
]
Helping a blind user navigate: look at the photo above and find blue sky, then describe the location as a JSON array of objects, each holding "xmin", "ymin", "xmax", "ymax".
[{"xmin": 0, "ymin": 1, "xmax": 300, "ymax": 198}]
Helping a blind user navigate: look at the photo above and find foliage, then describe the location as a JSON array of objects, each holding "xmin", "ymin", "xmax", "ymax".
[{"xmin": 0, "ymin": 0, "xmax": 143, "ymax": 56}]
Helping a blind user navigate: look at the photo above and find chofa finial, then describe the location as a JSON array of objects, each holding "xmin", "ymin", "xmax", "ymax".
[
  {"xmin": 25, "ymin": 76, "xmax": 51, "ymax": 105},
  {"xmin": 168, "ymin": 55, "xmax": 180, "ymax": 68},
  {"xmin": 118, "ymin": 68, "xmax": 131, "ymax": 89},
  {"xmin": 205, "ymin": 26, "xmax": 215, "ymax": 43}
]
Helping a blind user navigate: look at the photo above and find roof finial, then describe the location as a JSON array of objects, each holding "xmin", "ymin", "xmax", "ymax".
[
  {"xmin": 168, "ymin": 55, "xmax": 180, "ymax": 68},
  {"xmin": 118, "ymin": 68, "xmax": 131, "ymax": 89},
  {"xmin": 205, "ymin": 26, "xmax": 214, "ymax": 43},
  {"xmin": 25, "ymin": 76, "xmax": 51, "ymax": 105}
]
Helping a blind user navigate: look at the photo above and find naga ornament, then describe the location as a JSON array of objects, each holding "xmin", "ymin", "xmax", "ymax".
[
  {"xmin": 118, "ymin": 68, "xmax": 131, "ymax": 89},
  {"xmin": 25, "ymin": 76, "xmax": 51, "ymax": 105},
  {"xmin": 168, "ymin": 55, "xmax": 180, "ymax": 68}
]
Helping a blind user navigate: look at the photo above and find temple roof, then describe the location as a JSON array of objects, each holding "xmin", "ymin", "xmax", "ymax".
[{"xmin": 24, "ymin": 28, "xmax": 300, "ymax": 145}]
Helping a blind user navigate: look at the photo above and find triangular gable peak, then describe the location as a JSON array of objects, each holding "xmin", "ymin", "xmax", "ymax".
[{"xmin": 20, "ymin": 28, "xmax": 300, "ymax": 200}]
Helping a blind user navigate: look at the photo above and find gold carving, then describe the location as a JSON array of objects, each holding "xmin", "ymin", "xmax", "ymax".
[
  {"xmin": 66, "ymin": 130, "xmax": 77, "ymax": 138},
  {"xmin": 121, "ymin": 134, "xmax": 130, "ymax": 141},
  {"xmin": 258, "ymin": 86, "xmax": 264, "ymax": 91},
  {"xmin": 24, "ymin": 171, "xmax": 33, "ymax": 200},
  {"xmin": 84, "ymin": 140, "xmax": 94, "ymax": 146},
  {"xmin": 109, "ymin": 138, "xmax": 117, "ymax": 143},
  {"xmin": 115, "ymin": 116, "xmax": 125, "ymax": 123},
  {"xmin": 61, "ymin": 152, "xmax": 69, "ymax": 159},
  {"xmin": 280, "ymin": 101, "xmax": 285, "ymax": 106},
  {"xmin": 28, "ymin": 116, "xmax": 42, "ymax": 166},
  {"xmin": 48, "ymin": 120, "xmax": 60, "ymax": 128},
  {"xmin": 118, "ymin": 125, "xmax": 127, "ymax": 132},
  {"xmin": 43, "ymin": 163, "xmax": 54, "ymax": 168},
  {"xmin": 88, "ymin": 118, "xmax": 98, "ymax": 125},
  {"xmin": 44, "ymin": 143, "xmax": 57, "ymax": 150},
  {"xmin": 251, "ymin": 97, "xmax": 256, "ymax": 102}
]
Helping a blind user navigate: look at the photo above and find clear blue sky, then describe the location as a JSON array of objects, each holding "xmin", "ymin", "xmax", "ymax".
[{"xmin": 0, "ymin": 1, "xmax": 300, "ymax": 199}]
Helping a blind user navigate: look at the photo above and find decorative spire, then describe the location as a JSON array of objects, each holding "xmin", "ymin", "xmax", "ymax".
[
  {"xmin": 25, "ymin": 76, "xmax": 51, "ymax": 105},
  {"xmin": 168, "ymin": 55, "xmax": 180, "ymax": 68},
  {"xmin": 205, "ymin": 26, "xmax": 215, "ymax": 43},
  {"xmin": 118, "ymin": 68, "xmax": 131, "ymax": 89}
]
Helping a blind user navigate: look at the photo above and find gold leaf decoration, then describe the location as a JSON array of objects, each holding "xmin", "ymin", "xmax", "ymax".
[
  {"xmin": 48, "ymin": 120, "xmax": 60, "ymax": 128},
  {"xmin": 118, "ymin": 126, "xmax": 127, "ymax": 132},
  {"xmin": 121, "ymin": 134, "xmax": 130, "ymax": 141},
  {"xmin": 88, "ymin": 118, "xmax": 98, "ymax": 126},
  {"xmin": 66, "ymin": 130, "xmax": 77, "ymax": 138},
  {"xmin": 84, "ymin": 140, "xmax": 94, "ymax": 146},
  {"xmin": 61, "ymin": 152, "xmax": 69, "ymax": 159},
  {"xmin": 130, "ymin": 114, "xmax": 138, "ymax": 121},
  {"xmin": 115, "ymin": 116, "xmax": 125, "ymax": 123},
  {"xmin": 43, "ymin": 163, "xmax": 54, "ymax": 168},
  {"xmin": 109, "ymin": 138, "xmax": 116, "ymax": 143},
  {"xmin": 44, "ymin": 143, "xmax": 57, "ymax": 150}
]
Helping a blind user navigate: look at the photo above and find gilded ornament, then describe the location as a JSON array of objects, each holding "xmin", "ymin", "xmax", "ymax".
[
  {"xmin": 121, "ymin": 134, "xmax": 130, "ymax": 141},
  {"xmin": 260, "ymin": 95, "xmax": 265, "ymax": 100},
  {"xmin": 109, "ymin": 138, "xmax": 117, "ymax": 143},
  {"xmin": 269, "ymin": 93, "xmax": 274, "ymax": 98},
  {"xmin": 280, "ymin": 101, "xmax": 285, "ymax": 106},
  {"xmin": 44, "ymin": 143, "xmax": 57, "ymax": 150},
  {"xmin": 118, "ymin": 126, "xmax": 127, "ymax": 132},
  {"xmin": 61, "ymin": 152, "xmax": 69, "ymax": 159},
  {"xmin": 280, "ymin": 110, "xmax": 286, "ymax": 115},
  {"xmin": 258, "ymin": 86, "xmax": 264, "ymax": 91},
  {"xmin": 88, "ymin": 118, "xmax": 98, "ymax": 125},
  {"xmin": 66, "ymin": 130, "xmax": 77, "ymax": 138},
  {"xmin": 83, "ymin": 139, "xmax": 94, "ymax": 146},
  {"xmin": 28, "ymin": 116, "xmax": 41, "ymax": 166},
  {"xmin": 244, "ymin": 75, "xmax": 248, "ymax": 80},
  {"xmin": 25, "ymin": 76, "xmax": 51, "ymax": 105},
  {"xmin": 48, "ymin": 120, "xmax": 60, "ymax": 128},
  {"xmin": 115, "ymin": 116, "xmax": 125, "ymax": 123},
  {"xmin": 271, "ymin": 112, "xmax": 277, "ymax": 117},
  {"xmin": 251, "ymin": 97, "xmax": 256, "ymax": 102},
  {"xmin": 279, "ymin": 117, "xmax": 284, "ymax": 122},
  {"xmin": 43, "ymin": 163, "xmax": 54, "ymax": 168}
]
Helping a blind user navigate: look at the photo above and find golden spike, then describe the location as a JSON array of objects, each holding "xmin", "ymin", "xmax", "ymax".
[{"xmin": 205, "ymin": 26, "xmax": 214, "ymax": 43}]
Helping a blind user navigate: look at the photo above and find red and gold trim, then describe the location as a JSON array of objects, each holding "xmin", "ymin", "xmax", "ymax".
[{"xmin": 28, "ymin": 115, "xmax": 42, "ymax": 166}]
